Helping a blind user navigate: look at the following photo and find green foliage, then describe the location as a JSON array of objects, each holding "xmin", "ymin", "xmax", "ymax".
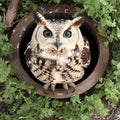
[
  {"xmin": 0, "ymin": 1, "xmax": 12, "ymax": 57},
  {"xmin": 95, "ymin": 41, "xmax": 120, "ymax": 107},
  {"xmin": 73, "ymin": 0, "xmax": 120, "ymax": 43},
  {"xmin": 0, "ymin": 0, "xmax": 120, "ymax": 120},
  {"xmin": 17, "ymin": 0, "xmax": 62, "ymax": 18},
  {"xmin": 0, "ymin": 0, "xmax": 9, "ymax": 14},
  {"xmin": 17, "ymin": 0, "xmax": 39, "ymax": 18},
  {"xmin": 0, "ymin": 59, "xmax": 15, "ymax": 83},
  {"xmin": 51, "ymin": 95, "xmax": 108, "ymax": 120},
  {"xmin": 42, "ymin": 0, "xmax": 62, "ymax": 4},
  {"xmin": 0, "ymin": 16, "xmax": 12, "ymax": 57},
  {"xmin": 0, "ymin": 59, "xmax": 54, "ymax": 119}
]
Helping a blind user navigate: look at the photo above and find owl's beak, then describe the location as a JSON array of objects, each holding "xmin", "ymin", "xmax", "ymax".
[{"xmin": 55, "ymin": 36, "xmax": 61, "ymax": 49}]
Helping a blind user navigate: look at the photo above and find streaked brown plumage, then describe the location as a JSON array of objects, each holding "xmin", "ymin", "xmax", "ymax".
[{"xmin": 24, "ymin": 12, "xmax": 91, "ymax": 94}]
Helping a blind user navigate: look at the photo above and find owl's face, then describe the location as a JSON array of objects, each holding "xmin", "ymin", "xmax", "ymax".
[{"xmin": 31, "ymin": 12, "xmax": 84, "ymax": 60}]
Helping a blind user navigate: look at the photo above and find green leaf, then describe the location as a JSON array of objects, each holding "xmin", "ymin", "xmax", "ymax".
[
  {"xmin": 17, "ymin": 103, "xmax": 30, "ymax": 115},
  {"xmin": 32, "ymin": 4, "xmax": 38, "ymax": 11},
  {"xmin": 117, "ymin": 27, "xmax": 120, "ymax": 38},
  {"xmin": 117, "ymin": 63, "xmax": 120, "ymax": 69},
  {"xmin": 0, "ymin": 59, "xmax": 14, "ymax": 83},
  {"xmin": 70, "ymin": 95, "xmax": 81, "ymax": 104},
  {"xmin": 100, "ymin": 0, "xmax": 108, "ymax": 5},
  {"xmin": 104, "ymin": 41, "xmax": 109, "ymax": 47},
  {"xmin": 53, "ymin": 0, "xmax": 61, "ymax": 3},
  {"xmin": 112, "ymin": 59, "xmax": 119, "ymax": 66},
  {"xmin": 40, "ymin": 108, "xmax": 55, "ymax": 119}
]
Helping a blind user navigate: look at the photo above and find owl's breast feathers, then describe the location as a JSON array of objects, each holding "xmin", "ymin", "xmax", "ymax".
[{"xmin": 24, "ymin": 36, "xmax": 91, "ymax": 84}]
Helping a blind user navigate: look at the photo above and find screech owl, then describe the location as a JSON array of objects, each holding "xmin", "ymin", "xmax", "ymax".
[{"xmin": 24, "ymin": 12, "xmax": 91, "ymax": 94}]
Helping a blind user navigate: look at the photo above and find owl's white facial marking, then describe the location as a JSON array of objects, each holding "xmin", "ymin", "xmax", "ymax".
[{"xmin": 30, "ymin": 13, "xmax": 85, "ymax": 61}]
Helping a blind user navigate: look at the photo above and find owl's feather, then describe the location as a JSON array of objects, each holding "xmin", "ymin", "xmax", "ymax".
[{"xmin": 24, "ymin": 12, "xmax": 91, "ymax": 94}]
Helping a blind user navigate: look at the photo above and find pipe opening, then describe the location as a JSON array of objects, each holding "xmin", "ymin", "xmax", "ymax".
[{"xmin": 19, "ymin": 16, "xmax": 99, "ymax": 89}]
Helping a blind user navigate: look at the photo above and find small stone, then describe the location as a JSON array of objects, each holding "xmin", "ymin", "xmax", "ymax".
[
  {"xmin": 17, "ymin": 43, "xmax": 20, "ymax": 49},
  {"xmin": 49, "ymin": 11, "xmax": 53, "ymax": 13},
  {"xmin": 13, "ymin": 29, "xmax": 15, "ymax": 33},
  {"xmin": 25, "ymin": 18, "xmax": 27, "ymax": 21},
  {"xmin": 22, "ymin": 27, "xmax": 26, "ymax": 31},
  {"xmin": 65, "ymin": 9, "xmax": 69, "ymax": 13},
  {"xmin": 19, "ymin": 34, "xmax": 22, "ymax": 38}
]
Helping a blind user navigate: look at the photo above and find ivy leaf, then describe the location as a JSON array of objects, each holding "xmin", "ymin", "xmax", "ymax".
[
  {"xmin": 100, "ymin": 0, "xmax": 108, "ymax": 5},
  {"xmin": 40, "ymin": 108, "xmax": 55, "ymax": 119},
  {"xmin": 0, "ymin": 59, "xmax": 14, "ymax": 83},
  {"xmin": 70, "ymin": 95, "xmax": 81, "ymax": 104},
  {"xmin": 117, "ymin": 63, "xmax": 120, "ymax": 69},
  {"xmin": 73, "ymin": 0, "xmax": 82, "ymax": 3},
  {"xmin": 17, "ymin": 103, "xmax": 30, "ymax": 115},
  {"xmin": 112, "ymin": 59, "xmax": 119, "ymax": 66},
  {"xmin": 117, "ymin": 27, "xmax": 120, "ymax": 38},
  {"xmin": 32, "ymin": 4, "xmax": 38, "ymax": 11},
  {"xmin": 53, "ymin": 0, "xmax": 61, "ymax": 3},
  {"xmin": 104, "ymin": 41, "xmax": 109, "ymax": 47}
]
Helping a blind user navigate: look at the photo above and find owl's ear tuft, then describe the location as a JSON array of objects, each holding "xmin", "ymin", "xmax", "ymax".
[
  {"xmin": 71, "ymin": 16, "xmax": 84, "ymax": 27},
  {"xmin": 33, "ymin": 12, "xmax": 47, "ymax": 24}
]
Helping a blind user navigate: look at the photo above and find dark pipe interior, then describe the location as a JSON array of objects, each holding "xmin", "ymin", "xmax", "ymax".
[{"xmin": 19, "ymin": 15, "xmax": 99, "ymax": 88}]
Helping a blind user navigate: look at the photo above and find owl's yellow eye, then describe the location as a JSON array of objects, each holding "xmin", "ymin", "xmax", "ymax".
[
  {"xmin": 63, "ymin": 30, "xmax": 72, "ymax": 38},
  {"xmin": 43, "ymin": 29, "xmax": 53, "ymax": 38}
]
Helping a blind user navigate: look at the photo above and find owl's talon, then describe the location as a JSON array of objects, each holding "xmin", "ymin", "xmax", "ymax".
[
  {"xmin": 68, "ymin": 83, "xmax": 76, "ymax": 93},
  {"xmin": 65, "ymin": 89, "xmax": 69, "ymax": 94},
  {"xmin": 51, "ymin": 84, "xmax": 56, "ymax": 95},
  {"xmin": 62, "ymin": 83, "xmax": 76, "ymax": 94},
  {"xmin": 63, "ymin": 83, "xmax": 69, "ymax": 94},
  {"xmin": 43, "ymin": 83, "xmax": 50, "ymax": 94},
  {"xmin": 72, "ymin": 87, "xmax": 76, "ymax": 93},
  {"xmin": 43, "ymin": 83, "xmax": 57, "ymax": 95},
  {"xmin": 43, "ymin": 89, "xmax": 48, "ymax": 94}
]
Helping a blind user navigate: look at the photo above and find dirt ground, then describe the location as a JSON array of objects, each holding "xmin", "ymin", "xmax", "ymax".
[{"xmin": 91, "ymin": 103, "xmax": 120, "ymax": 120}]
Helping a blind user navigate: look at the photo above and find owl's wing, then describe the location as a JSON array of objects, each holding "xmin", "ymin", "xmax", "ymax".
[
  {"xmin": 81, "ymin": 36, "xmax": 91, "ymax": 68},
  {"xmin": 24, "ymin": 43, "xmax": 32, "ymax": 66}
]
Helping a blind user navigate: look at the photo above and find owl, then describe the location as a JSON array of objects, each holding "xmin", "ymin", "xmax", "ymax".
[{"xmin": 24, "ymin": 12, "xmax": 91, "ymax": 94}]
